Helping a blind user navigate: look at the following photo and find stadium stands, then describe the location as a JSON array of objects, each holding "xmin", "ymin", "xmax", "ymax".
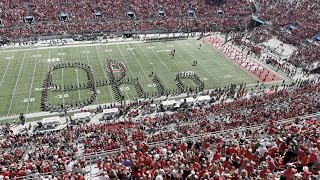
[
  {"xmin": 0, "ymin": 0, "xmax": 319, "ymax": 179},
  {"xmin": 0, "ymin": 0, "xmax": 254, "ymax": 39},
  {"xmin": 1, "ymin": 79, "xmax": 320, "ymax": 179}
]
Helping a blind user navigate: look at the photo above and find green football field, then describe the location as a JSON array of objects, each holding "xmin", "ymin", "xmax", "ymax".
[{"xmin": 0, "ymin": 39, "xmax": 257, "ymax": 117}]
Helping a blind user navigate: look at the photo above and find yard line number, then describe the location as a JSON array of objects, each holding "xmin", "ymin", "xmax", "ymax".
[{"xmin": 22, "ymin": 98, "xmax": 35, "ymax": 103}]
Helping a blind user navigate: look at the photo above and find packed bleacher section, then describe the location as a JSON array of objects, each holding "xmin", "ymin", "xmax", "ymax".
[
  {"xmin": 255, "ymin": 0, "xmax": 319, "ymax": 45},
  {"xmin": 0, "ymin": 0, "xmax": 319, "ymax": 178},
  {"xmin": 1, "ymin": 0, "xmax": 318, "ymax": 68},
  {"xmin": 0, "ymin": 79, "xmax": 319, "ymax": 179},
  {"xmin": 245, "ymin": 0, "xmax": 320, "ymax": 69},
  {"xmin": 289, "ymin": 44, "xmax": 320, "ymax": 68},
  {"xmin": 96, "ymin": 118, "xmax": 320, "ymax": 179},
  {"xmin": 0, "ymin": 0, "xmax": 253, "ymax": 39}
]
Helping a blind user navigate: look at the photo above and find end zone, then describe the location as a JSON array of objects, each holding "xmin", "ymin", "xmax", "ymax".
[{"xmin": 203, "ymin": 37, "xmax": 284, "ymax": 83}]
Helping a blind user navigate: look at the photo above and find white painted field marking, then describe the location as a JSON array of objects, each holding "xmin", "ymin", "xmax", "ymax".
[
  {"xmin": 89, "ymin": 90, "xmax": 100, "ymax": 94},
  {"xmin": 117, "ymin": 44, "xmax": 141, "ymax": 97},
  {"xmin": 43, "ymin": 58, "xmax": 60, "ymax": 62},
  {"xmin": 199, "ymin": 45, "xmax": 237, "ymax": 85},
  {"xmin": 0, "ymin": 51, "xmax": 15, "ymax": 88},
  {"xmin": 111, "ymin": 45, "xmax": 129, "ymax": 100},
  {"xmin": 146, "ymin": 43, "xmax": 176, "ymax": 84},
  {"xmin": 156, "ymin": 49, "xmax": 171, "ymax": 53},
  {"xmin": 224, "ymin": 75, "xmax": 232, "ymax": 78},
  {"xmin": 5, "ymin": 56, "xmax": 14, "ymax": 60},
  {"xmin": 148, "ymin": 84, "xmax": 157, "ymax": 87},
  {"xmin": 26, "ymin": 49, "xmax": 40, "ymax": 114},
  {"xmin": 81, "ymin": 50, "xmax": 90, "ymax": 53},
  {"xmin": 204, "ymin": 40, "xmax": 257, "ymax": 82},
  {"xmin": 70, "ymin": 46, "xmax": 83, "ymax": 102},
  {"xmin": 56, "ymin": 94, "xmax": 69, "ymax": 98},
  {"xmin": 75, "ymin": 68, "xmax": 81, "ymax": 100},
  {"xmin": 23, "ymin": 98, "xmax": 35, "ymax": 103},
  {"xmin": 124, "ymin": 44, "xmax": 155, "ymax": 91},
  {"xmin": 95, "ymin": 46, "xmax": 114, "ymax": 102},
  {"xmin": 119, "ymin": 87, "xmax": 130, "ymax": 91},
  {"xmin": 60, "ymin": 48, "xmax": 65, "ymax": 105},
  {"xmin": 32, "ymin": 54, "xmax": 41, "ymax": 57},
  {"xmin": 173, "ymin": 41, "xmax": 223, "ymax": 87},
  {"xmin": 7, "ymin": 51, "xmax": 27, "ymax": 116},
  {"xmin": 135, "ymin": 43, "xmax": 170, "ymax": 88}
]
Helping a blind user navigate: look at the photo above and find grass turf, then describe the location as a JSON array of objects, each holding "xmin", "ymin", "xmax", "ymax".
[{"xmin": 0, "ymin": 39, "xmax": 257, "ymax": 117}]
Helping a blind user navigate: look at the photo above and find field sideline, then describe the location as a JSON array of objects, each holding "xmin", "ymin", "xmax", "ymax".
[{"xmin": 0, "ymin": 39, "xmax": 258, "ymax": 117}]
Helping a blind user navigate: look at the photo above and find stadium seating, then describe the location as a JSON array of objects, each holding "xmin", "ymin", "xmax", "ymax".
[
  {"xmin": 0, "ymin": 80, "xmax": 319, "ymax": 179},
  {"xmin": 0, "ymin": 0, "xmax": 254, "ymax": 39},
  {"xmin": 0, "ymin": 0, "xmax": 319, "ymax": 179}
]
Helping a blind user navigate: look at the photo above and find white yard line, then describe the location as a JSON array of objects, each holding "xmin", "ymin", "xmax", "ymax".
[
  {"xmin": 175, "ymin": 42, "xmax": 224, "ymax": 87},
  {"xmin": 200, "ymin": 43, "xmax": 238, "ymax": 84},
  {"xmin": 47, "ymin": 49, "xmax": 51, "ymax": 82},
  {"xmin": 71, "ymin": 47, "xmax": 82, "ymax": 102},
  {"xmin": 116, "ymin": 44, "xmax": 153, "ymax": 98},
  {"xmin": 94, "ymin": 46, "xmax": 115, "ymax": 102},
  {"xmin": 0, "ymin": 51, "xmax": 15, "ymax": 88},
  {"xmin": 75, "ymin": 68, "xmax": 81, "ymax": 100},
  {"xmin": 145, "ymin": 43, "xmax": 176, "ymax": 79},
  {"xmin": 157, "ymin": 42, "xmax": 208, "ymax": 89},
  {"xmin": 116, "ymin": 45, "xmax": 136, "ymax": 78},
  {"xmin": 83, "ymin": 47, "xmax": 100, "ymax": 104},
  {"xmin": 107, "ymin": 46, "xmax": 130, "ymax": 100},
  {"xmin": 135, "ymin": 43, "xmax": 170, "ymax": 89},
  {"xmin": 7, "ymin": 50, "xmax": 27, "ymax": 116},
  {"xmin": 26, "ymin": 49, "xmax": 40, "ymax": 114},
  {"xmin": 124, "ymin": 44, "xmax": 155, "ymax": 91},
  {"xmin": 60, "ymin": 48, "xmax": 65, "ymax": 105},
  {"xmin": 206, "ymin": 39, "xmax": 260, "ymax": 82},
  {"xmin": 170, "ymin": 42, "xmax": 205, "ymax": 74},
  {"xmin": 155, "ymin": 43, "xmax": 185, "ymax": 72}
]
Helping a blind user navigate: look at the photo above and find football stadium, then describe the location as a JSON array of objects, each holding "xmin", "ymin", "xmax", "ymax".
[{"xmin": 0, "ymin": 0, "xmax": 319, "ymax": 179}]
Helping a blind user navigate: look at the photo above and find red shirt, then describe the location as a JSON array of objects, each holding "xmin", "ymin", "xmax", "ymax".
[
  {"xmin": 283, "ymin": 168, "xmax": 297, "ymax": 180},
  {"xmin": 245, "ymin": 152, "xmax": 254, "ymax": 161},
  {"xmin": 213, "ymin": 152, "xmax": 221, "ymax": 161},
  {"xmin": 223, "ymin": 159, "xmax": 231, "ymax": 168},
  {"xmin": 309, "ymin": 153, "xmax": 317, "ymax": 163},
  {"xmin": 203, "ymin": 142, "xmax": 210, "ymax": 149},
  {"xmin": 259, "ymin": 169, "xmax": 271, "ymax": 178},
  {"xmin": 180, "ymin": 143, "xmax": 187, "ymax": 151},
  {"xmin": 244, "ymin": 164, "xmax": 253, "ymax": 177}
]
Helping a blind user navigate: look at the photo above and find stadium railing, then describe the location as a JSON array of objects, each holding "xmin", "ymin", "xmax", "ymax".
[
  {"xmin": 144, "ymin": 34, "xmax": 189, "ymax": 43},
  {"xmin": 14, "ymin": 170, "xmax": 67, "ymax": 180}
]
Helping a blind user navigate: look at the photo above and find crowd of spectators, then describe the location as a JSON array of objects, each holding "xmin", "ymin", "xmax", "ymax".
[
  {"xmin": 0, "ymin": 1, "xmax": 319, "ymax": 179},
  {"xmin": 96, "ymin": 117, "xmax": 320, "ymax": 179},
  {"xmin": 0, "ymin": 79, "xmax": 319, "ymax": 178},
  {"xmin": 0, "ymin": 0, "xmax": 254, "ymax": 39},
  {"xmin": 289, "ymin": 44, "xmax": 320, "ymax": 68},
  {"xmin": 243, "ymin": 0, "xmax": 320, "ymax": 68},
  {"xmin": 255, "ymin": 0, "xmax": 319, "ymax": 45}
]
